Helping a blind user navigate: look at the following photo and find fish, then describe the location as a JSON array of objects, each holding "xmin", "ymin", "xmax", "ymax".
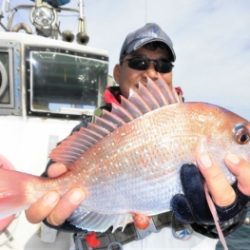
[{"xmin": 0, "ymin": 77, "xmax": 249, "ymax": 234}]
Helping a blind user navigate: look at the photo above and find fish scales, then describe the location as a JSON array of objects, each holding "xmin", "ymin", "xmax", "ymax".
[
  {"xmin": 66, "ymin": 103, "xmax": 239, "ymax": 215},
  {"xmin": 70, "ymin": 107, "xmax": 181, "ymax": 213},
  {"xmin": 0, "ymin": 78, "xmax": 249, "ymax": 233}
]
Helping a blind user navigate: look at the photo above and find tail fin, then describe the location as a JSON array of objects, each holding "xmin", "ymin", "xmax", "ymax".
[{"xmin": 0, "ymin": 168, "xmax": 41, "ymax": 218}]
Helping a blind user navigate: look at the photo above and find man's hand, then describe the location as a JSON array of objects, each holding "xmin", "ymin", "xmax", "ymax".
[
  {"xmin": 224, "ymin": 153, "xmax": 250, "ymax": 196},
  {"xmin": 196, "ymin": 152, "xmax": 236, "ymax": 208},
  {"xmin": 171, "ymin": 152, "xmax": 250, "ymax": 225},
  {"xmin": 25, "ymin": 163, "xmax": 85, "ymax": 226}
]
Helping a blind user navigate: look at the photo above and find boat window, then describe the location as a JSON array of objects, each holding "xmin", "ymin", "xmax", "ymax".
[
  {"xmin": 0, "ymin": 51, "xmax": 11, "ymax": 105},
  {"xmin": 0, "ymin": 44, "xmax": 21, "ymax": 116},
  {"xmin": 29, "ymin": 51, "xmax": 108, "ymax": 117}
]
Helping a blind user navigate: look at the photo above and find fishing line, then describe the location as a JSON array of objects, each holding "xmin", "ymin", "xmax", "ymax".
[{"xmin": 204, "ymin": 184, "xmax": 229, "ymax": 250}]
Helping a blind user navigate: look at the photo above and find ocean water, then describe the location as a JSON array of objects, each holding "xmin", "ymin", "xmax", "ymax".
[{"xmin": 216, "ymin": 208, "xmax": 250, "ymax": 250}]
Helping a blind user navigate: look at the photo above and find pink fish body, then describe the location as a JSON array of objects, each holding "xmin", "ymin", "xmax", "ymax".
[{"xmin": 0, "ymin": 78, "xmax": 249, "ymax": 232}]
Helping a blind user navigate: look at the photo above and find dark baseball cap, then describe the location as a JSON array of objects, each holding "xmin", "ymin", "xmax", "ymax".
[{"xmin": 119, "ymin": 23, "xmax": 176, "ymax": 62}]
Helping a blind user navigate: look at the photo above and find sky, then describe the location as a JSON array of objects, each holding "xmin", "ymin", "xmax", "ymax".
[{"xmin": 2, "ymin": 0, "xmax": 250, "ymax": 119}]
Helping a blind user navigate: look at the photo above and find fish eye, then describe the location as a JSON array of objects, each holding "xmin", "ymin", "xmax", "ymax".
[{"xmin": 234, "ymin": 124, "xmax": 250, "ymax": 144}]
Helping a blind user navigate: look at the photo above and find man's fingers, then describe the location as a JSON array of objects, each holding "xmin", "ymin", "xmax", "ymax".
[
  {"xmin": 225, "ymin": 153, "xmax": 250, "ymax": 196},
  {"xmin": 46, "ymin": 188, "xmax": 85, "ymax": 226},
  {"xmin": 47, "ymin": 163, "xmax": 68, "ymax": 177},
  {"xmin": 196, "ymin": 153, "xmax": 236, "ymax": 207},
  {"xmin": 26, "ymin": 188, "xmax": 85, "ymax": 225},
  {"xmin": 25, "ymin": 191, "xmax": 60, "ymax": 224}
]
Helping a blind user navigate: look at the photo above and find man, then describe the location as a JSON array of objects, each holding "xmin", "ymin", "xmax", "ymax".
[{"xmin": 26, "ymin": 23, "xmax": 250, "ymax": 249}]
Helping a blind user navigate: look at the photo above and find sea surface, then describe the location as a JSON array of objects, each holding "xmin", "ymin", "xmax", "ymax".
[{"xmin": 216, "ymin": 207, "xmax": 250, "ymax": 250}]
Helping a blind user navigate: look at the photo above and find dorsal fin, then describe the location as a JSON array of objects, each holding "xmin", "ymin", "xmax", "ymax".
[
  {"xmin": 120, "ymin": 95, "xmax": 143, "ymax": 118},
  {"xmin": 49, "ymin": 77, "xmax": 182, "ymax": 165},
  {"xmin": 128, "ymin": 88, "xmax": 152, "ymax": 114},
  {"xmin": 137, "ymin": 82, "xmax": 160, "ymax": 110},
  {"xmin": 156, "ymin": 78, "xmax": 181, "ymax": 103}
]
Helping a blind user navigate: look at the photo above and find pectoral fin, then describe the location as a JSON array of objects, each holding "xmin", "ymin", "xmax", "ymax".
[{"xmin": 69, "ymin": 207, "xmax": 133, "ymax": 232}]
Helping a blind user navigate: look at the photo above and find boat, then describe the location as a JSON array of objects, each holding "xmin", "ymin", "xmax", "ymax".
[{"xmin": 0, "ymin": 0, "xmax": 109, "ymax": 249}]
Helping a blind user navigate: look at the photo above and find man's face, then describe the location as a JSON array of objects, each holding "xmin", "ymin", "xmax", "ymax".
[{"xmin": 114, "ymin": 46, "xmax": 173, "ymax": 98}]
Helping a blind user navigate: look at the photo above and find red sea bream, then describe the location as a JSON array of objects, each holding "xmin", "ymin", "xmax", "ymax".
[{"xmin": 0, "ymin": 78, "xmax": 249, "ymax": 233}]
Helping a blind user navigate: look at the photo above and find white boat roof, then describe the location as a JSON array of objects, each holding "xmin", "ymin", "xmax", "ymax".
[{"xmin": 0, "ymin": 31, "xmax": 108, "ymax": 57}]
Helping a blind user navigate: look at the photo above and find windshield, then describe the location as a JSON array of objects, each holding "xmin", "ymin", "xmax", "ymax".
[{"xmin": 29, "ymin": 51, "xmax": 108, "ymax": 116}]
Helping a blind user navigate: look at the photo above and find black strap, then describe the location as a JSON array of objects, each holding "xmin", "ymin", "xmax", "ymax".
[{"xmin": 73, "ymin": 212, "xmax": 174, "ymax": 250}]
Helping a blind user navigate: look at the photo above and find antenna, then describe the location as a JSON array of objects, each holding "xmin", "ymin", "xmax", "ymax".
[
  {"xmin": 76, "ymin": 0, "xmax": 89, "ymax": 45},
  {"xmin": 0, "ymin": 0, "xmax": 9, "ymax": 21},
  {"xmin": 144, "ymin": 0, "xmax": 148, "ymax": 23},
  {"xmin": 0, "ymin": 0, "xmax": 11, "ymax": 31},
  {"xmin": 1, "ymin": 0, "xmax": 10, "ymax": 14}
]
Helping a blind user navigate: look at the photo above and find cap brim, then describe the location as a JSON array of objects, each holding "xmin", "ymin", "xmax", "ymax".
[{"xmin": 130, "ymin": 38, "xmax": 176, "ymax": 61}]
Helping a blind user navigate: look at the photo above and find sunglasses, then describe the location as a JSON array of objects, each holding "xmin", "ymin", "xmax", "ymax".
[{"xmin": 125, "ymin": 56, "xmax": 174, "ymax": 73}]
